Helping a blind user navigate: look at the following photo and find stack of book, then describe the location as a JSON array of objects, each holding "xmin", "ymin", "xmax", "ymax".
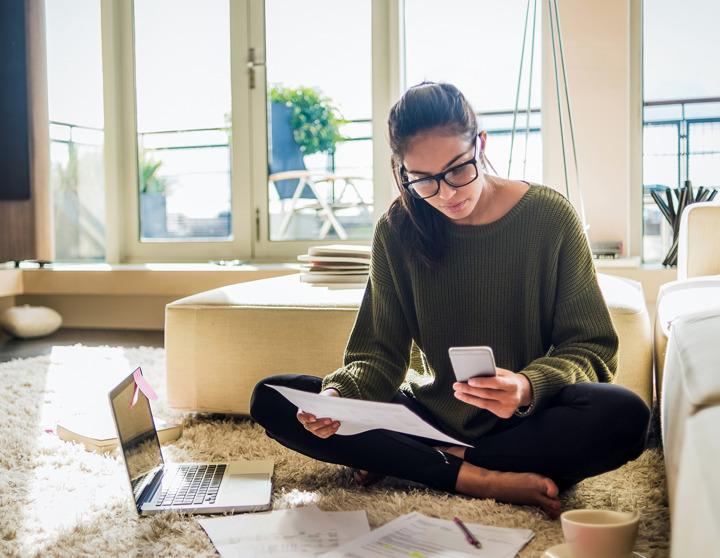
[
  {"xmin": 56, "ymin": 412, "xmax": 182, "ymax": 453},
  {"xmin": 298, "ymin": 244, "xmax": 371, "ymax": 287}
]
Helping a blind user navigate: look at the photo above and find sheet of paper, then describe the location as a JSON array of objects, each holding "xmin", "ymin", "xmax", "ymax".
[
  {"xmin": 320, "ymin": 512, "xmax": 534, "ymax": 558},
  {"xmin": 268, "ymin": 385, "xmax": 470, "ymax": 447},
  {"xmin": 199, "ymin": 505, "xmax": 370, "ymax": 558}
]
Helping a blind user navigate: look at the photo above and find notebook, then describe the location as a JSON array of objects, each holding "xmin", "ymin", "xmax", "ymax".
[{"xmin": 109, "ymin": 369, "xmax": 274, "ymax": 515}]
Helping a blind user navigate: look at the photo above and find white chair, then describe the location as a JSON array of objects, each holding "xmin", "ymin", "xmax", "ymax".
[
  {"xmin": 676, "ymin": 200, "xmax": 720, "ymax": 280},
  {"xmin": 654, "ymin": 201, "xmax": 720, "ymax": 401}
]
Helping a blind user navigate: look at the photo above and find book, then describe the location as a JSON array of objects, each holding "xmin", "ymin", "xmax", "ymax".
[
  {"xmin": 300, "ymin": 273, "xmax": 368, "ymax": 284},
  {"xmin": 306, "ymin": 244, "xmax": 371, "ymax": 259},
  {"xmin": 298, "ymin": 244, "xmax": 371, "ymax": 287},
  {"xmin": 300, "ymin": 267, "xmax": 368, "ymax": 275},
  {"xmin": 56, "ymin": 412, "xmax": 182, "ymax": 453},
  {"xmin": 298, "ymin": 254, "xmax": 371, "ymax": 266}
]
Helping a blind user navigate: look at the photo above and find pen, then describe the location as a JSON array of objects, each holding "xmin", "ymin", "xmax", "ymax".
[{"xmin": 454, "ymin": 516, "xmax": 482, "ymax": 549}]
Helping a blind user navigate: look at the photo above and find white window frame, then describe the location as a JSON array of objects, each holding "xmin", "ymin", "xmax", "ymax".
[{"xmin": 100, "ymin": 0, "xmax": 399, "ymax": 264}]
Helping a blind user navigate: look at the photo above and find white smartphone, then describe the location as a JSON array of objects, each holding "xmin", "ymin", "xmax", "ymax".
[{"xmin": 448, "ymin": 346, "xmax": 497, "ymax": 382}]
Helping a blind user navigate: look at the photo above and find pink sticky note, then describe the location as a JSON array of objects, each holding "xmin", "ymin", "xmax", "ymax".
[{"xmin": 128, "ymin": 367, "xmax": 158, "ymax": 408}]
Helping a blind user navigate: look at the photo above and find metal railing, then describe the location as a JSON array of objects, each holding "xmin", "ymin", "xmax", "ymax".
[
  {"xmin": 642, "ymin": 97, "xmax": 720, "ymax": 262},
  {"xmin": 643, "ymin": 96, "xmax": 720, "ymax": 190}
]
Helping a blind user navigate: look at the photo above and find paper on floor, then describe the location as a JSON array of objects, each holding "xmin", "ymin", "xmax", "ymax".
[{"xmin": 199, "ymin": 505, "xmax": 370, "ymax": 558}]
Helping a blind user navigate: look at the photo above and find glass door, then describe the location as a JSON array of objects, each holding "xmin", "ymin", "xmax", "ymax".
[
  {"xmin": 123, "ymin": 0, "xmax": 253, "ymax": 262},
  {"xmin": 256, "ymin": 0, "xmax": 374, "ymax": 252},
  {"xmin": 134, "ymin": 0, "xmax": 233, "ymax": 242}
]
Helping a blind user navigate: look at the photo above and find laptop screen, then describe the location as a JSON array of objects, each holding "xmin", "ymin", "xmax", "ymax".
[{"xmin": 109, "ymin": 371, "xmax": 164, "ymax": 501}]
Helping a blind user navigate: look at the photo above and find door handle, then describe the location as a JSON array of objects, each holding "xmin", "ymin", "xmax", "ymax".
[{"xmin": 247, "ymin": 47, "xmax": 266, "ymax": 89}]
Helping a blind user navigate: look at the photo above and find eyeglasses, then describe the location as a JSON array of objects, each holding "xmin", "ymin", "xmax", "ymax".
[{"xmin": 401, "ymin": 151, "xmax": 479, "ymax": 200}]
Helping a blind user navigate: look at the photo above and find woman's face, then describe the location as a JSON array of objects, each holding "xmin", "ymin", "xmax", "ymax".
[{"xmin": 402, "ymin": 132, "xmax": 485, "ymax": 225}]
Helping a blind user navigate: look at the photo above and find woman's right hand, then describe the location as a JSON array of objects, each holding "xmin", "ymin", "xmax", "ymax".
[{"xmin": 297, "ymin": 388, "xmax": 341, "ymax": 438}]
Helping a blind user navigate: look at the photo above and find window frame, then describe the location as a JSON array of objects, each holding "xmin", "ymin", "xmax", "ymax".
[
  {"xmin": 91, "ymin": 0, "xmax": 647, "ymax": 264},
  {"xmin": 100, "ymin": 0, "xmax": 398, "ymax": 264}
]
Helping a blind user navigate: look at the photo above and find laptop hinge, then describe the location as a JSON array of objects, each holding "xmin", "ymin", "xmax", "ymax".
[{"xmin": 137, "ymin": 466, "xmax": 164, "ymax": 511}]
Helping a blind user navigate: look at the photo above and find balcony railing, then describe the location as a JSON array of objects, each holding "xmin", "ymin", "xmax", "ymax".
[{"xmin": 643, "ymin": 97, "xmax": 720, "ymax": 262}]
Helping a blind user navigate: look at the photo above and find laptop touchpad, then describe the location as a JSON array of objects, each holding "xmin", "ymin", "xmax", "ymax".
[{"xmin": 223, "ymin": 473, "xmax": 271, "ymax": 502}]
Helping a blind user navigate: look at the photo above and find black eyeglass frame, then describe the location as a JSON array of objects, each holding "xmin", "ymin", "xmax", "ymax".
[{"xmin": 400, "ymin": 143, "xmax": 480, "ymax": 200}]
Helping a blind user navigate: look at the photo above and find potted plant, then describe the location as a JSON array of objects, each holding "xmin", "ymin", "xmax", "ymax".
[
  {"xmin": 269, "ymin": 85, "xmax": 345, "ymax": 157},
  {"xmin": 139, "ymin": 152, "xmax": 169, "ymax": 238}
]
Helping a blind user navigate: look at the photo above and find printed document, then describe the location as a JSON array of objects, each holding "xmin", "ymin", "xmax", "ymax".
[
  {"xmin": 320, "ymin": 512, "xmax": 534, "ymax": 558},
  {"xmin": 199, "ymin": 505, "xmax": 370, "ymax": 558},
  {"xmin": 268, "ymin": 385, "xmax": 470, "ymax": 446}
]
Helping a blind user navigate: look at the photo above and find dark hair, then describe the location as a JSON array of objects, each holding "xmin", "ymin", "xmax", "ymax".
[{"xmin": 386, "ymin": 82, "xmax": 480, "ymax": 267}]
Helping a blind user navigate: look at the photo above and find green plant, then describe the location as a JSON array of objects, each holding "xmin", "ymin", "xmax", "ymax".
[
  {"xmin": 139, "ymin": 152, "xmax": 168, "ymax": 195},
  {"xmin": 270, "ymin": 85, "xmax": 345, "ymax": 155}
]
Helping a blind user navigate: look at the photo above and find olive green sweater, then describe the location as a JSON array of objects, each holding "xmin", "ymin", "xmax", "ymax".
[{"xmin": 322, "ymin": 185, "xmax": 618, "ymax": 443}]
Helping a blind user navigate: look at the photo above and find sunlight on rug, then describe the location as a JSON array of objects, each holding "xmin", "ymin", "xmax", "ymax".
[{"xmin": 0, "ymin": 345, "xmax": 670, "ymax": 557}]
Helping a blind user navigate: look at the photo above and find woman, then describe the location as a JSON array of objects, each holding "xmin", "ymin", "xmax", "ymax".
[{"xmin": 250, "ymin": 82, "xmax": 650, "ymax": 519}]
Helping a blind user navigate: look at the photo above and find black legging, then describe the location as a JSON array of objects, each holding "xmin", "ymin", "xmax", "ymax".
[{"xmin": 250, "ymin": 374, "xmax": 650, "ymax": 492}]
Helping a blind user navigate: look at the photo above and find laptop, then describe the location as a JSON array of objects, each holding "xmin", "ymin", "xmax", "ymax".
[{"xmin": 109, "ymin": 369, "xmax": 274, "ymax": 515}]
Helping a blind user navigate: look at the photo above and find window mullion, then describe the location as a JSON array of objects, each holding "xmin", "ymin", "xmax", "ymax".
[{"xmin": 101, "ymin": 0, "xmax": 138, "ymax": 263}]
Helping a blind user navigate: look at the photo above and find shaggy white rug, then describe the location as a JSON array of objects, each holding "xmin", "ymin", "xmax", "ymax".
[{"xmin": 0, "ymin": 345, "xmax": 670, "ymax": 557}]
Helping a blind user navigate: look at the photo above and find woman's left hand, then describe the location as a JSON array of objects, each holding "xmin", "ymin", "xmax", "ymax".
[{"xmin": 453, "ymin": 368, "xmax": 532, "ymax": 418}]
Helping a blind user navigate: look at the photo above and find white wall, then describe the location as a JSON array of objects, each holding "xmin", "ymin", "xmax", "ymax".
[{"xmin": 542, "ymin": 0, "xmax": 642, "ymax": 257}]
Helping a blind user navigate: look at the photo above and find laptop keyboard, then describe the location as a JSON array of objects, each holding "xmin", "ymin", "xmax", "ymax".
[{"xmin": 156, "ymin": 464, "xmax": 226, "ymax": 507}]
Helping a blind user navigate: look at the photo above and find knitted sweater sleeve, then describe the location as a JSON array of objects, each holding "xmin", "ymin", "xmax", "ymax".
[
  {"xmin": 321, "ymin": 220, "xmax": 413, "ymax": 401},
  {"xmin": 518, "ymin": 197, "xmax": 619, "ymax": 413}
]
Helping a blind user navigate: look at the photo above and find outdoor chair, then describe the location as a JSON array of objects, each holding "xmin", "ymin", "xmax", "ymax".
[{"xmin": 268, "ymin": 102, "xmax": 367, "ymax": 240}]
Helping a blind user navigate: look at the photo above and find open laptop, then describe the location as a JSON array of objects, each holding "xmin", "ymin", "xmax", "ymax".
[{"xmin": 109, "ymin": 369, "xmax": 274, "ymax": 515}]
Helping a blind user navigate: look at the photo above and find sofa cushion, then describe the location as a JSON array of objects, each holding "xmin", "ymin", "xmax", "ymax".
[
  {"xmin": 670, "ymin": 406, "xmax": 720, "ymax": 557},
  {"xmin": 661, "ymin": 308, "xmax": 720, "ymax": 509},
  {"xmin": 654, "ymin": 276, "xmax": 720, "ymax": 398},
  {"xmin": 597, "ymin": 274, "xmax": 653, "ymax": 408}
]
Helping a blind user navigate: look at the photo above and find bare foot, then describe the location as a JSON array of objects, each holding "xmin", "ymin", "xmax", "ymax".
[
  {"xmin": 353, "ymin": 469, "xmax": 385, "ymax": 487},
  {"xmin": 434, "ymin": 445, "xmax": 467, "ymax": 460},
  {"xmin": 455, "ymin": 462, "xmax": 562, "ymax": 519}
]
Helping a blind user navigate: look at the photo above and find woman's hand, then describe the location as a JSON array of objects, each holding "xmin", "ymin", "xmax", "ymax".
[
  {"xmin": 453, "ymin": 368, "xmax": 532, "ymax": 419},
  {"xmin": 297, "ymin": 388, "xmax": 341, "ymax": 438}
]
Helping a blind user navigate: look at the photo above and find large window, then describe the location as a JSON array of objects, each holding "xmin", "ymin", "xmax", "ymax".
[
  {"xmin": 44, "ymin": 0, "xmax": 548, "ymax": 263},
  {"xmin": 404, "ymin": 0, "xmax": 542, "ymax": 183},
  {"xmin": 264, "ymin": 0, "xmax": 373, "ymax": 242},
  {"xmin": 134, "ymin": 0, "xmax": 233, "ymax": 242},
  {"xmin": 643, "ymin": 0, "xmax": 720, "ymax": 263},
  {"xmin": 46, "ymin": 0, "xmax": 105, "ymax": 261},
  {"xmin": 45, "ymin": 0, "xmax": 384, "ymax": 263}
]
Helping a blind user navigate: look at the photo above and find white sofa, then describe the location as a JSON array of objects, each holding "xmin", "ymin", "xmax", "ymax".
[
  {"xmin": 654, "ymin": 200, "xmax": 720, "ymax": 557},
  {"xmin": 164, "ymin": 272, "xmax": 654, "ymax": 415},
  {"xmin": 661, "ymin": 310, "xmax": 720, "ymax": 557}
]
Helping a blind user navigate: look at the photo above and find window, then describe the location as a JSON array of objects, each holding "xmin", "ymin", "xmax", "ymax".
[
  {"xmin": 643, "ymin": 0, "xmax": 720, "ymax": 263},
  {"xmin": 134, "ymin": 0, "xmax": 232, "ymax": 242},
  {"xmin": 46, "ymin": 0, "xmax": 105, "ymax": 261},
  {"xmin": 51, "ymin": 2, "xmax": 719, "ymax": 266},
  {"xmin": 264, "ymin": 0, "xmax": 374, "ymax": 243},
  {"xmin": 404, "ymin": 0, "xmax": 542, "ymax": 182},
  {"xmin": 44, "ymin": 0, "xmax": 385, "ymax": 263}
]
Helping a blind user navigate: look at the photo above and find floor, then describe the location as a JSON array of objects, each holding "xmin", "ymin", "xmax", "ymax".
[{"xmin": 0, "ymin": 328, "xmax": 164, "ymax": 363}]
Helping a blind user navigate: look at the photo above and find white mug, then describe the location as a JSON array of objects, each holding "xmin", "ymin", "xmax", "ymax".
[{"xmin": 561, "ymin": 509, "xmax": 640, "ymax": 558}]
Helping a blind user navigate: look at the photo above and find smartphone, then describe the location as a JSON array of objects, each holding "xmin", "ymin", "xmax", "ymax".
[{"xmin": 448, "ymin": 346, "xmax": 497, "ymax": 382}]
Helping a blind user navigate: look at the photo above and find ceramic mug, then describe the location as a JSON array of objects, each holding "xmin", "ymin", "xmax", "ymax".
[{"xmin": 561, "ymin": 509, "xmax": 640, "ymax": 558}]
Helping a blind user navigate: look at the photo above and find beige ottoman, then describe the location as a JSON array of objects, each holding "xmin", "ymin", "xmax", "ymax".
[
  {"xmin": 165, "ymin": 275, "xmax": 363, "ymax": 415},
  {"xmin": 597, "ymin": 273, "xmax": 653, "ymax": 408},
  {"xmin": 165, "ymin": 272, "xmax": 653, "ymax": 415}
]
